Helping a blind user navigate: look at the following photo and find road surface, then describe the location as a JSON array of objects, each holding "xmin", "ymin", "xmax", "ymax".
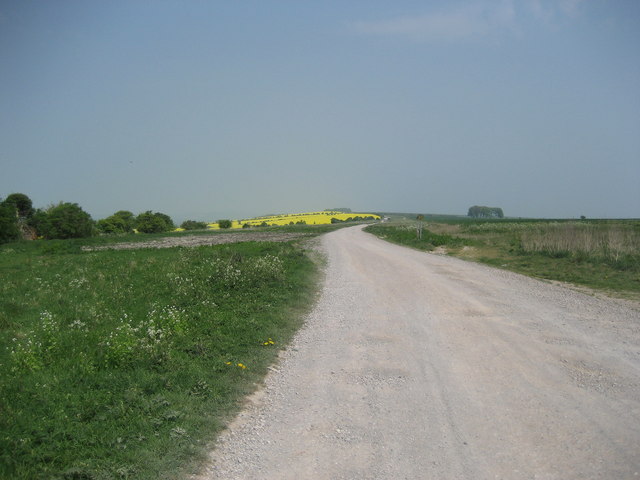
[{"xmin": 196, "ymin": 225, "xmax": 640, "ymax": 479}]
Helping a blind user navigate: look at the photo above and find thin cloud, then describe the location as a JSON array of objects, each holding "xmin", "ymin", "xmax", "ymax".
[
  {"xmin": 528, "ymin": 0, "xmax": 586, "ymax": 23},
  {"xmin": 351, "ymin": 1, "xmax": 517, "ymax": 42},
  {"xmin": 560, "ymin": 0, "xmax": 586, "ymax": 16}
]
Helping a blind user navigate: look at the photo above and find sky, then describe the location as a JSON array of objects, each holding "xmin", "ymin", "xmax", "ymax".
[{"xmin": 1, "ymin": 0, "xmax": 639, "ymax": 221}]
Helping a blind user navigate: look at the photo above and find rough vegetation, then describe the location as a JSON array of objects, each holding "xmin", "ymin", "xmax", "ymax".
[
  {"xmin": 0, "ymin": 235, "xmax": 320, "ymax": 479},
  {"xmin": 366, "ymin": 218, "xmax": 640, "ymax": 298}
]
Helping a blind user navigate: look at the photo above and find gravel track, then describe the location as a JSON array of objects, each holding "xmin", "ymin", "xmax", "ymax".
[{"xmin": 195, "ymin": 225, "xmax": 640, "ymax": 480}]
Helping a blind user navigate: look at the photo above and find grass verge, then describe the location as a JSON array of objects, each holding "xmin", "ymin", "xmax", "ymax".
[
  {"xmin": 365, "ymin": 220, "xmax": 640, "ymax": 300},
  {"xmin": 0, "ymin": 236, "xmax": 321, "ymax": 479}
]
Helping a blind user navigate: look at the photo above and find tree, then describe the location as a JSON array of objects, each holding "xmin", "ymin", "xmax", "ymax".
[
  {"xmin": 4, "ymin": 193, "xmax": 33, "ymax": 219},
  {"xmin": 97, "ymin": 216, "xmax": 129, "ymax": 234},
  {"xmin": 97, "ymin": 210, "xmax": 137, "ymax": 234},
  {"xmin": 154, "ymin": 212, "xmax": 174, "ymax": 230},
  {"xmin": 135, "ymin": 211, "xmax": 174, "ymax": 233},
  {"xmin": 0, "ymin": 200, "xmax": 20, "ymax": 243},
  {"xmin": 1, "ymin": 193, "xmax": 37, "ymax": 241},
  {"xmin": 218, "ymin": 219, "xmax": 232, "ymax": 229},
  {"xmin": 180, "ymin": 220, "xmax": 208, "ymax": 230},
  {"xmin": 468, "ymin": 205, "xmax": 504, "ymax": 218},
  {"xmin": 113, "ymin": 211, "xmax": 136, "ymax": 230},
  {"xmin": 28, "ymin": 208, "xmax": 49, "ymax": 237},
  {"xmin": 39, "ymin": 202, "xmax": 94, "ymax": 239}
]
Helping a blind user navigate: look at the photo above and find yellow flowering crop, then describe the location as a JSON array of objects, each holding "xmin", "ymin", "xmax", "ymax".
[{"xmin": 207, "ymin": 211, "xmax": 380, "ymax": 229}]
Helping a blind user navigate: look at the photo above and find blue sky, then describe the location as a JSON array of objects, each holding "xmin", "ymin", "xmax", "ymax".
[{"xmin": 1, "ymin": 0, "xmax": 638, "ymax": 221}]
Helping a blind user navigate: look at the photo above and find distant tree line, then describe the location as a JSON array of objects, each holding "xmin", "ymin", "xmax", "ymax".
[
  {"xmin": 0, "ymin": 193, "xmax": 96, "ymax": 242},
  {"xmin": 0, "ymin": 192, "xmax": 183, "ymax": 244},
  {"xmin": 325, "ymin": 208, "xmax": 352, "ymax": 213},
  {"xmin": 467, "ymin": 205, "xmax": 504, "ymax": 218},
  {"xmin": 330, "ymin": 215, "xmax": 377, "ymax": 224}
]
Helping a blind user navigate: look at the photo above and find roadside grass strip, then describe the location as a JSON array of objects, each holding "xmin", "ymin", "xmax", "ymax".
[
  {"xmin": 365, "ymin": 220, "xmax": 640, "ymax": 298},
  {"xmin": 0, "ymin": 240, "xmax": 318, "ymax": 479}
]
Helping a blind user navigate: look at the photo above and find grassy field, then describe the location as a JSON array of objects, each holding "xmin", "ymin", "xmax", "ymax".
[
  {"xmin": 365, "ymin": 218, "xmax": 640, "ymax": 299},
  {"xmin": 0, "ymin": 231, "xmax": 323, "ymax": 479}
]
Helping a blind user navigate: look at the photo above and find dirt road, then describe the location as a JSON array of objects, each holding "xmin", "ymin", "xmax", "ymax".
[{"xmin": 197, "ymin": 225, "xmax": 640, "ymax": 479}]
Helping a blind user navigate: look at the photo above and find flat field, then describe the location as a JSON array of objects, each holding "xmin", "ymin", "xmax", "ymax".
[
  {"xmin": 0, "ymin": 231, "xmax": 321, "ymax": 479},
  {"xmin": 365, "ymin": 218, "xmax": 640, "ymax": 300},
  {"xmin": 207, "ymin": 211, "xmax": 380, "ymax": 229}
]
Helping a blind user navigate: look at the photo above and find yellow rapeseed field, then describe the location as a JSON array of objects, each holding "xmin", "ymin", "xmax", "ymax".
[{"xmin": 207, "ymin": 211, "xmax": 380, "ymax": 229}]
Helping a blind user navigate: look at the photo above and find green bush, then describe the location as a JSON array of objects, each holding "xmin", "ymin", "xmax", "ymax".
[
  {"xmin": 27, "ymin": 209, "xmax": 48, "ymax": 237},
  {"xmin": 114, "ymin": 210, "xmax": 135, "ymax": 227},
  {"xmin": 180, "ymin": 220, "xmax": 208, "ymax": 230},
  {"xmin": 155, "ymin": 212, "xmax": 175, "ymax": 230},
  {"xmin": 0, "ymin": 200, "xmax": 20, "ymax": 243},
  {"xmin": 218, "ymin": 219, "xmax": 232, "ymax": 229},
  {"xmin": 97, "ymin": 214, "xmax": 133, "ymax": 234},
  {"xmin": 136, "ymin": 211, "xmax": 174, "ymax": 233},
  {"xmin": 38, "ymin": 202, "xmax": 94, "ymax": 240}
]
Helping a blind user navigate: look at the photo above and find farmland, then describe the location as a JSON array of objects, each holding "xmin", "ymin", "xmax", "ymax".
[
  {"xmin": 206, "ymin": 211, "xmax": 380, "ymax": 229},
  {"xmin": 2, "ymin": 211, "xmax": 637, "ymax": 478}
]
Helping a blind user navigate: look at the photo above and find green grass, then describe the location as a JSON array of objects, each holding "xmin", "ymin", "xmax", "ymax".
[
  {"xmin": 0, "ymin": 236, "xmax": 320, "ymax": 479},
  {"xmin": 365, "ymin": 219, "xmax": 640, "ymax": 299},
  {"xmin": 363, "ymin": 223, "xmax": 470, "ymax": 251}
]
